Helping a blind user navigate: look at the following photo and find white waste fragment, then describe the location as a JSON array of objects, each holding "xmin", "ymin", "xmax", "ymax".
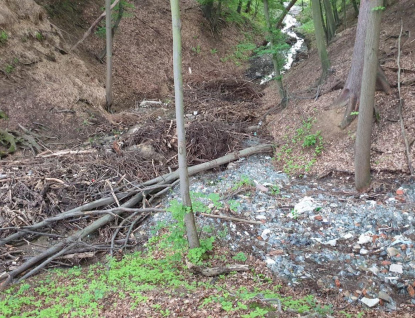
[
  {"xmin": 265, "ymin": 258, "xmax": 276, "ymax": 265},
  {"xmin": 360, "ymin": 297, "xmax": 380, "ymax": 308},
  {"xmin": 342, "ymin": 233, "xmax": 354, "ymax": 239},
  {"xmin": 311, "ymin": 238, "xmax": 337, "ymax": 246},
  {"xmin": 256, "ymin": 215, "xmax": 266, "ymax": 220},
  {"xmin": 261, "ymin": 229, "xmax": 271, "ymax": 240},
  {"xmin": 368, "ymin": 266, "xmax": 379, "ymax": 275},
  {"xmin": 389, "ymin": 264, "xmax": 403, "ymax": 274},
  {"xmin": 360, "ymin": 248, "xmax": 369, "ymax": 255},
  {"xmin": 358, "ymin": 234, "xmax": 372, "ymax": 245},
  {"xmin": 293, "ymin": 197, "xmax": 318, "ymax": 214}
]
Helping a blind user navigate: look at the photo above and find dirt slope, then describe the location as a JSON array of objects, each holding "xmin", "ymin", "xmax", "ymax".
[
  {"xmin": 0, "ymin": 0, "xmax": 257, "ymax": 148},
  {"xmin": 265, "ymin": 0, "xmax": 415, "ymax": 176}
]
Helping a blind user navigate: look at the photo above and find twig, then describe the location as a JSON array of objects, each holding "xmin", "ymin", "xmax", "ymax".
[
  {"xmin": 397, "ymin": 20, "xmax": 414, "ymax": 175},
  {"xmin": 70, "ymin": 0, "xmax": 121, "ymax": 51},
  {"xmin": 106, "ymin": 180, "xmax": 120, "ymax": 207},
  {"xmin": 37, "ymin": 149, "xmax": 97, "ymax": 158},
  {"xmin": 200, "ymin": 213, "xmax": 263, "ymax": 225}
]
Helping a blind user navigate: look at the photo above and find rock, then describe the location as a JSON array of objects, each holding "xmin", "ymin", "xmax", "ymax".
[
  {"xmin": 378, "ymin": 291, "xmax": 393, "ymax": 302},
  {"xmin": 314, "ymin": 215, "xmax": 323, "ymax": 221},
  {"xmin": 407, "ymin": 285, "xmax": 415, "ymax": 297},
  {"xmin": 387, "ymin": 247, "xmax": 400, "ymax": 257},
  {"xmin": 389, "ymin": 264, "xmax": 403, "ymax": 274},
  {"xmin": 360, "ymin": 297, "xmax": 380, "ymax": 308},
  {"xmin": 360, "ymin": 248, "xmax": 369, "ymax": 255}
]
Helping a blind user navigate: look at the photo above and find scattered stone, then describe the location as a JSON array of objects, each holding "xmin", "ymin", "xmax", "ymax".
[
  {"xmin": 381, "ymin": 260, "xmax": 391, "ymax": 266},
  {"xmin": 389, "ymin": 264, "xmax": 403, "ymax": 274},
  {"xmin": 407, "ymin": 285, "xmax": 415, "ymax": 298},
  {"xmin": 360, "ymin": 248, "xmax": 369, "ymax": 255},
  {"xmin": 378, "ymin": 291, "xmax": 393, "ymax": 303},
  {"xmin": 387, "ymin": 247, "xmax": 400, "ymax": 257},
  {"xmin": 396, "ymin": 188, "xmax": 404, "ymax": 195},
  {"xmin": 269, "ymin": 249, "xmax": 284, "ymax": 256},
  {"xmin": 361, "ymin": 297, "xmax": 380, "ymax": 308}
]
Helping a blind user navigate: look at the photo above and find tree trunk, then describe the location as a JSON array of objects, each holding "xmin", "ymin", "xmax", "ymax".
[
  {"xmin": 355, "ymin": 0, "xmax": 383, "ymax": 192},
  {"xmin": 245, "ymin": 0, "xmax": 252, "ymax": 13},
  {"xmin": 263, "ymin": 0, "xmax": 287, "ymax": 107},
  {"xmin": 342, "ymin": 0, "xmax": 346, "ymax": 28},
  {"xmin": 202, "ymin": 0, "xmax": 215, "ymax": 21},
  {"xmin": 98, "ymin": 1, "xmax": 124, "ymax": 60},
  {"xmin": 332, "ymin": 0, "xmax": 391, "ymax": 129},
  {"xmin": 323, "ymin": 0, "xmax": 336, "ymax": 41},
  {"xmin": 311, "ymin": 0, "xmax": 330, "ymax": 80},
  {"xmin": 237, "ymin": 0, "xmax": 242, "ymax": 13},
  {"xmin": 331, "ymin": 0, "xmax": 340, "ymax": 25},
  {"xmin": 105, "ymin": 0, "xmax": 113, "ymax": 112},
  {"xmin": 351, "ymin": 0, "xmax": 359, "ymax": 17},
  {"xmin": 170, "ymin": 0, "xmax": 200, "ymax": 249},
  {"xmin": 275, "ymin": 0, "xmax": 298, "ymax": 30}
]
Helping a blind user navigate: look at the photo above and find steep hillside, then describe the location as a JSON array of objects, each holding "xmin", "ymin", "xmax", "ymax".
[
  {"xmin": 264, "ymin": 0, "xmax": 415, "ymax": 177},
  {"xmin": 0, "ymin": 0, "xmax": 259, "ymax": 148}
]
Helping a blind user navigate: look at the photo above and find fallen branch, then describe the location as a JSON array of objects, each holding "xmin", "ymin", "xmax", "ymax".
[
  {"xmin": 70, "ymin": 0, "xmax": 121, "ymax": 52},
  {"xmin": 0, "ymin": 144, "xmax": 274, "ymax": 288},
  {"xmin": 397, "ymin": 20, "xmax": 414, "ymax": 175},
  {"xmin": 37, "ymin": 149, "xmax": 97, "ymax": 158},
  {"xmin": 187, "ymin": 261, "xmax": 249, "ymax": 277},
  {"xmin": 200, "ymin": 213, "xmax": 263, "ymax": 225}
]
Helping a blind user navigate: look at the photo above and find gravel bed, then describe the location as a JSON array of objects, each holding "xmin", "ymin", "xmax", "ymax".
[{"xmin": 141, "ymin": 154, "xmax": 415, "ymax": 311}]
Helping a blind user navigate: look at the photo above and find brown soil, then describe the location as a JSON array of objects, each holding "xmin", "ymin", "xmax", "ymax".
[{"xmin": 265, "ymin": 0, "xmax": 415, "ymax": 177}]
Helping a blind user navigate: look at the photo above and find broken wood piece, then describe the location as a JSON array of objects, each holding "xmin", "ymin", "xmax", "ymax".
[
  {"xmin": 200, "ymin": 213, "xmax": 263, "ymax": 225},
  {"xmin": 37, "ymin": 149, "xmax": 97, "ymax": 158},
  {"xmin": 186, "ymin": 261, "xmax": 249, "ymax": 277}
]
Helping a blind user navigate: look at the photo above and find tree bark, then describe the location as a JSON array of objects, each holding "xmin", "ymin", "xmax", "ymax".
[
  {"xmin": 170, "ymin": 0, "xmax": 200, "ymax": 249},
  {"xmin": 355, "ymin": 0, "xmax": 383, "ymax": 192},
  {"xmin": 351, "ymin": 0, "xmax": 359, "ymax": 17},
  {"xmin": 245, "ymin": 0, "xmax": 252, "ymax": 13},
  {"xmin": 237, "ymin": 0, "xmax": 242, "ymax": 13},
  {"xmin": 311, "ymin": 0, "xmax": 330, "ymax": 80},
  {"xmin": 331, "ymin": 0, "xmax": 340, "ymax": 25},
  {"xmin": 263, "ymin": 0, "xmax": 287, "ymax": 107},
  {"xmin": 105, "ymin": 0, "xmax": 113, "ymax": 112},
  {"xmin": 332, "ymin": 0, "xmax": 391, "ymax": 129},
  {"xmin": 275, "ymin": 0, "xmax": 298, "ymax": 30},
  {"xmin": 323, "ymin": 0, "xmax": 336, "ymax": 41},
  {"xmin": 98, "ymin": 1, "xmax": 124, "ymax": 60}
]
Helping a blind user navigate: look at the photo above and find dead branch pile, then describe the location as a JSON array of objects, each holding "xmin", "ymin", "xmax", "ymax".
[
  {"xmin": 0, "ymin": 144, "xmax": 273, "ymax": 290},
  {"xmin": 184, "ymin": 77, "xmax": 263, "ymax": 124}
]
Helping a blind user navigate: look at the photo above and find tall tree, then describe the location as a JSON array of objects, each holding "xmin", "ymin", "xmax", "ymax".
[
  {"xmin": 237, "ymin": 0, "xmax": 243, "ymax": 13},
  {"xmin": 311, "ymin": 0, "xmax": 330, "ymax": 80},
  {"xmin": 354, "ymin": 0, "xmax": 383, "ymax": 192},
  {"xmin": 170, "ymin": 0, "xmax": 200, "ymax": 249},
  {"xmin": 275, "ymin": 0, "xmax": 298, "ymax": 30},
  {"xmin": 245, "ymin": 0, "xmax": 252, "ymax": 12},
  {"xmin": 331, "ymin": 0, "xmax": 340, "ymax": 25},
  {"xmin": 351, "ymin": 0, "xmax": 359, "ymax": 17},
  {"xmin": 263, "ymin": 0, "xmax": 287, "ymax": 106},
  {"xmin": 105, "ymin": 0, "xmax": 113, "ymax": 111},
  {"xmin": 322, "ymin": 0, "xmax": 336, "ymax": 41},
  {"xmin": 332, "ymin": 0, "xmax": 391, "ymax": 128}
]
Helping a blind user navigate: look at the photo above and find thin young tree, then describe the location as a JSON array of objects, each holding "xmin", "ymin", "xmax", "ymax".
[
  {"xmin": 311, "ymin": 0, "xmax": 331, "ymax": 81},
  {"xmin": 170, "ymin": 0, "xmax": 200, "ymax": 249},
  {"xmin": 322, "ymin": 0, "xmax": 336, "ymax": 41},
  {"xmin": 105, "ymin": 0, "xmax": 113, "ymax": 111},
  {"xmin": 354, "ymin": 0, "xmax": 383, "ymax": 192},
  {"xmin": 263, "ymin": 0, "xmax": 287, "ymax": 106},
  {"xmin": 332, "ymin": 0, "xmax": 391, "ymax": 128}
]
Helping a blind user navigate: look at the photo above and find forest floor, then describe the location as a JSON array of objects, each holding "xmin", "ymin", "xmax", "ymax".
[{"xmin": 0, "ymin": 0, "xmax": 415, "ymax": 317}]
